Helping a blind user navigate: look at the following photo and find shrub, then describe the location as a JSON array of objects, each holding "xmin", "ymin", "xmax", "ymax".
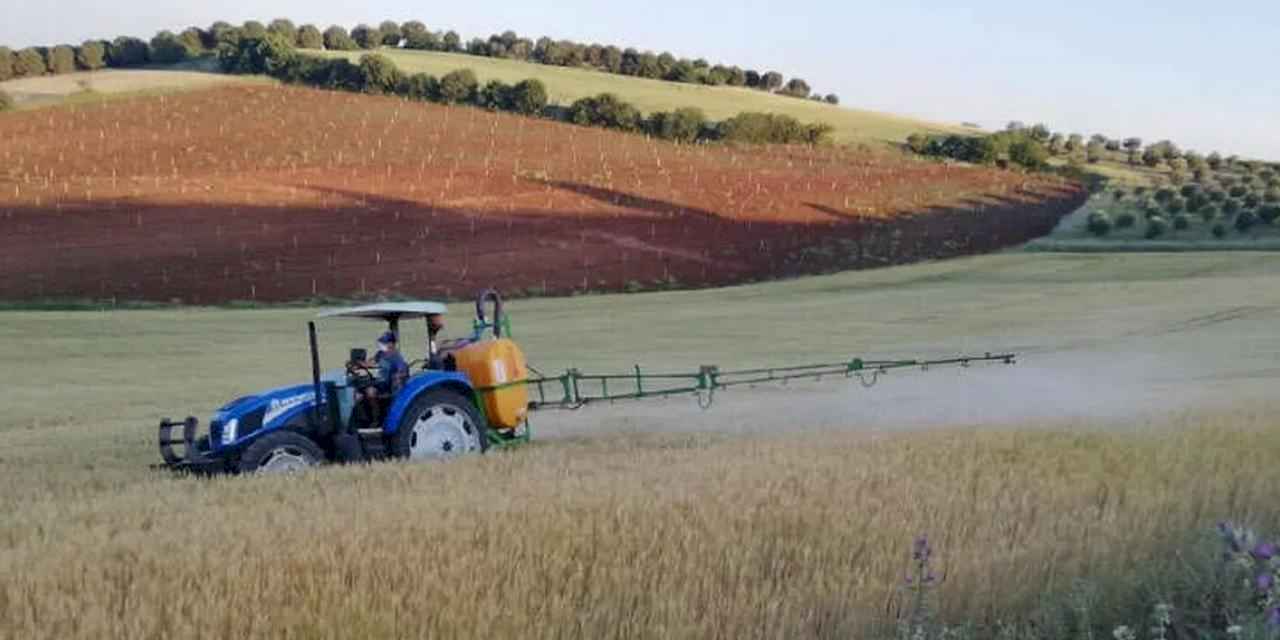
[
  {"xmin": 1208, "ymin": 189, "xmax": 1226, "ymax": 202},
  {"xmin": 1144, "ymin": 216, "xmax": 1168, "ymax": 239},
  {"xmin": 1259, "ymin": 205, "xmax": 1280, "ymax": 225},
  {"xmin": 1235, "ymin": 210, "xmax": 1259, "ymax": 232},
  {"xmin": 1172, "ymin": 213, "xmax": 1191, "ymax": 230},
  {"xmin": 1166, "ymin": 196, "xmax": 1186, "ymax": 215},
  {"xmin": 358, "ymin": 53, "xmax": 402, "ymax": 94},
  {"xmin": 241, "ymin": 21, "xmax": 268, "ymax": 39},
  {"xmin": 1085, "ymin": 211, "xmax": 1112, "ymax": 236},
  {"xmin": 1229, "ymin": 185, "xmax": 1248, "ymax": 198},
  {"xmin": 1154, "ymin": 187, "xmax": 1175, "ymax": 203},
  {"xmin": 0, "ymin": 91, "xmax": 13, "ymax": 112},
  {"xmin": 647, "ymin": 107, "xmax": 706, "ymax": 143},
  {"xmin": 399, "ymin": 72, "xmax": 438, "ymax": 101},
  {"xmin": 906, "ymin": 133, "xmax": 929, "ymax": 154},
  {"xmin": 1223, "ymin": 199, "xmax": 1242, "ymax": 216},
  {"xmin": 1179, "ymin": 184, "xmax": 1198, "ymax": 198},
  {"xmin": 824, "ymin": 94, "xmax": 839, "ymax": 105},
  {"xmin": 507, "ymin": 79, "xmax": 548, "ymax": 115},
  {"xmin": 1212, "ymin": 222, "xmax": 1227, "ymax": 238},
  {"xmin": 75, "ymin": 41, "xmax": 107, "ymax": 70},
  {"xmin": 475, "ymin": 80, "xmax": 512, "ymax": 110},
  {"xmin": 0, "ymin": 46, "xmax": 13, "ymax": 81},
  {"xmin": 1244, "ymin": 193, "xmax": 1261, "ymax": 209},
  {"xmin": 438, "ymin": 68, "xmax": 479, "ymax": 103},
  {"xmin": 296, "ymin": 25, "xmax": 323, "ymax": 49},
  {"xmin": 569, "ymin": 93, "xmax": 642, "ymax": 131},
  {"xmin": 323, "ymin": 26, "xmax": 358, "ymax": 51},
  {"xmin": 13, "ymin": 47, "xmax": 48, "ymax": 76},
  {"xmin": 714, "ymin": 112, "xmax": 830, "ymax": 145},
  {"xmin": 379, "ymin": 21, "xmax": 402, "ymax": 46},
  {"xmin": 268, "ymin": 19, "xmax": 298, "ymax": 42},
  {"xmin": 1199, "ymin": 205, "xmax": 1219, "ymax": 223},
  {"xmin": 1114, "ymin": 211, "xmax": 1137, "ymax": 229}
]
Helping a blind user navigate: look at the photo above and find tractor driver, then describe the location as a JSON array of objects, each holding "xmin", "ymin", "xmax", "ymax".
[
  {"xmin": 370, "ymin": 331, "xmax": 409, "ymax": 396},
  {"xmin": 356, "ymin": 331, "xmax": 409, "ymax": 427}
]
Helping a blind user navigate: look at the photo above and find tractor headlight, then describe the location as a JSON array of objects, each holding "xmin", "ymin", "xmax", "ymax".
[{"xmin": 220, "ymin": 418, "xmax": 239, "ymax": 446}]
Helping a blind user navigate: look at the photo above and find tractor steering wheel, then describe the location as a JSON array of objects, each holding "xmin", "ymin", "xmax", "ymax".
[{"xmin": 347, "ymin": 362, "xmax": 377, "ymax": 387}]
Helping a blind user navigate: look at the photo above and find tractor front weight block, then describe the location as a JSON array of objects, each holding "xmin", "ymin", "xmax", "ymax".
[{"xmin": 155, "ymin": 417, "xmax": 227, "ymax": 474}]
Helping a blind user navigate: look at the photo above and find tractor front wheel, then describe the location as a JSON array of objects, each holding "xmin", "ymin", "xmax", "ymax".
[
  {"xmin": 237, "ymin": 431, "xmax": 325, "ymax": 475},
  {"xmin": 392, "ymin": 388, "xmax": 488, "ymax": 461}
]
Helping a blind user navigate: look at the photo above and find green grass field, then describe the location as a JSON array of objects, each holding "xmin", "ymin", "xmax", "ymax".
[
  {"xmin": 4, "ymin": 252, "xmax": 1280, "ymax": 638},
  {"xmin": 309, "ymin": 48, "xmax": 970, "ymax": 146}
]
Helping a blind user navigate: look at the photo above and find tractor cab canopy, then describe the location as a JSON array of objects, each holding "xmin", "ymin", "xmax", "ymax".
[
  {"xmin": 317, "ymin": 302, "xmax": 451, "ymax": 372},
  {"xmin": 317, "ymin": 301, "xmax": 447, "ymax": 324}
]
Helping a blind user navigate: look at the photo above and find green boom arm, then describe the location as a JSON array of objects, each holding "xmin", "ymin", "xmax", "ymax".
[{"xmin": 516, "ymin": 352, "xmax": 1016, "ymax": 411}]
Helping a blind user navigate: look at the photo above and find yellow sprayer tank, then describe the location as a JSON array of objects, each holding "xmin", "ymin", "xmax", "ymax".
[{"xmin": 453, "ymin": 338, "xmax": 529, "ymax": 431}]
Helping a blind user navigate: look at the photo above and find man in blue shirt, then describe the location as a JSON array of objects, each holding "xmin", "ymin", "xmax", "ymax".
[
  {"xmin": 372, "ymin": 331, "xmax": 409, "ymax": 395},
  {"xmin": 358, "ymin": 331, "xmax": 409, "ymax": 427}
]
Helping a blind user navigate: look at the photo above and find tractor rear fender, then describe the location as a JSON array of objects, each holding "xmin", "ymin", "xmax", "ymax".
[{"xmin": 383, "ymin": 371, "xmax": 477, "ymax": 435}]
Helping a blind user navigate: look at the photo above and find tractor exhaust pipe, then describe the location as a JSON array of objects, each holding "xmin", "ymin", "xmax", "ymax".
[{"xmin": 308, "ymin": 321, "xmax": 324, "ymax": 428}]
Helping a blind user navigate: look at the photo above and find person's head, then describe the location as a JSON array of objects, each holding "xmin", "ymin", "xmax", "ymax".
[
  {"xmin": 427, "ymin": 314, "xmax": 445, "ymax": 333},
  {"xmin": 377, "ymin": 331, "xmax": 398, "ymax": 353}
]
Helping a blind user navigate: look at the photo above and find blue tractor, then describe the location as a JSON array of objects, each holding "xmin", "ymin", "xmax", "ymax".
[
  {"xmin": 158, "ymin": 290, "xmax": 531, "ymax": 474},
  {"xmin": 157, "ymin": 289, "xmax": 1017, "ymax": 475}
]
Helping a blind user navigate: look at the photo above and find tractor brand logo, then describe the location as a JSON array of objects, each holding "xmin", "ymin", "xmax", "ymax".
[{"xmin": 264, "ymin": 392, "xmax": 314, "ymax": 424}]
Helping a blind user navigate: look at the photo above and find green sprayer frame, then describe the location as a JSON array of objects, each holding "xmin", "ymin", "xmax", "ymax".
[
  {"xmin": 469, "ymin": 296, "xmax": 1014, "ymax": 449},
  {"xmin": 519, "ymin": 353, "xmax": 1015, "ymax": 411}
]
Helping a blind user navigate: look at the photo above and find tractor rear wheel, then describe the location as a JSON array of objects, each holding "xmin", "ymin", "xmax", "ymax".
[
  {"xmin": 237, "ymin": 431, "xmax": 325, "ymax": 475},
  {"xmin": 392, "ymin": 388, "xmax": 488, "ymax": 461}
]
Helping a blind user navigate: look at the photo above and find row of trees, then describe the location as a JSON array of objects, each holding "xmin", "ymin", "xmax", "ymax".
[
  {"xmin": 0, "ymin": 20, "xmax": 841, "ymax": 105},
  {"xmin": 220, "ymin": 35, "xmax": 834, "ymax": 146},
  {"xmin": 905, "ymin": 130, "xmax": 1051, "ymax": 171}
]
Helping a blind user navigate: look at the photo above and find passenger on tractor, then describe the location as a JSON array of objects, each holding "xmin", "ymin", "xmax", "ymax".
[{"xmin": 426, "ymin": 313, "xmax": 471, "ymax": 371}]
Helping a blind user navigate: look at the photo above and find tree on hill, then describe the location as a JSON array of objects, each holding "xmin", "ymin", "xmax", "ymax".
[
  {"xmin": 1206, "ymin": 152, "xmax": 1223, "ymax": 170},
  {"xmin": 404, "ymin": 30, "xmax": 440, "ymax": 51},
  {"xmin": 438, "ymin": 68, "xmax": 478, "ymax": 103},
  {"xmin": 267, "ymin": 19, "xmax": 297, "ymax": 42},
  {"xmin": 744, "ymin": 69, "xmax": 761, "ymax": 88},
  {"xmin": 1047, "ymin": 133, "xmax": 1065, "ymax": 155},
  {"xmin": 13, "ymin": 47, "xmax": 48, "ymax": 76},
  {"xmin": 780, "ymin": 77, "xmax": 811, "ymax": 98},
  {"xmin": 1141, "ymin": 147, "xmax": 1162, "ymax": 168},
  {"xmin": 1105, "ymin": 138, "xmax": 1122, "ymax": 151},
  {"xmin": 106, "ymin": 37, "xmax": 148, "ymax": 67},
  {"xmin": 442, "ymin": 31, "xmax": 462, "ymax": 52},
  {"xmin": 296, "ymin": 25, "xmax": 323, "ymax": 49},
  {"xmin": 824, "ymin": 94, "xmax": 839, "ymax": 105},
  {"xmin": 400, "ymin": 21, "xmax": 427, "ymax": 40},
  {"xmin": 351, "ymin": 24, "xmax": 381, "ymax": 49},
  {"xmin": 149, "ymin": 31, "xmax": 192, "ymax": 64},
  {"xmin": 208, "ymin": 22, "xmax": 241, "ymax": 49},
  {"xmin": 1086, "ymin": 141, "xmax": 1104, "ymax": 163},
  {"xmin": 760, "ymin": 71, "xmax": 783, "ymax": 91},
  {"xmin": 323, "ymin": 26, "xmax": 358, "ymax": 51},
  {"xmin": 176, "ymin": 28, "xmax": 206, "ymax": 56},
  {"xmin": 1028, "ymin": 123, "xmax": 1051, "ymax": 142},
  {"xmin": 0, "ymin": 47, "xmax": 14, "ymax": 81},
  {"xmin": 1065, "ymin": 133, "xmax": 1084, "ymax": 153},
  {"xmin": 46, "ymin": 45, "xmax": 76, "ymax": 74},
  {"xmin": 379, "ymin": 21, "xmax": 402, "ymax": 46},
  {"xmin": 241, "ymin": 21, "xmax": 268, "ymax": 39}
]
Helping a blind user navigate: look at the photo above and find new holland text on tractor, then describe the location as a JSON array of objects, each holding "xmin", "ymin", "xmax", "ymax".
[{"xmin": 156, "ymin": 289, "xmax": 1015, "ymax": 474}]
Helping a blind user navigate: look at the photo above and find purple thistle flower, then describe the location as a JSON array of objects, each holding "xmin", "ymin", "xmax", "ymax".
[
  {"xmin": 912, "ymin": 536, "xmax": 932, "ymax": 562},
  {"xmin": 1252, "ymin": 542, "xmax": 1277, "ymax": 561},
  {"xmin": 1267, "ymin": 607, "xmax": 1280, "ymax": 628},
  {"xmin": 1259, "ymin": 573, "xmax": 1275, "ymax": 592}
]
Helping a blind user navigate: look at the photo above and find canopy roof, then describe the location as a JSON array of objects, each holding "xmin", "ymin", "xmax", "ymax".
[{"xmin": 317, "ymin": 302, "xmax": 448, "ymax": 322}]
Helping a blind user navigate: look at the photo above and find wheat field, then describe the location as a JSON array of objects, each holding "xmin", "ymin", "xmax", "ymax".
[{"xmin": 3, "ymin": 252, "xmax": 1280, "ymax": 638}]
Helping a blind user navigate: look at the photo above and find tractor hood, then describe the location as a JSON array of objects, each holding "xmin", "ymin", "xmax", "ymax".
[{"xmin": 209, "ymin": 383, "xmax": 320, "ymax": 451}]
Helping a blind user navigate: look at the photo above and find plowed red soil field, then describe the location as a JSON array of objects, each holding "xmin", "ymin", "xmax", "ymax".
[{"xmin": 0, "ymin": 85, "xmax": 1085, "ymax": 303}]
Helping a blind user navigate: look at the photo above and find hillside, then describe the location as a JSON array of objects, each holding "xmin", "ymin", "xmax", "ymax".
[
  {"xmin": 0, "ymin": 84, "xmax": 1083, "ymax": 304},
  {"xmin": 310, "ymin": 48, "xmax": 971, "ymax": 146}
]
